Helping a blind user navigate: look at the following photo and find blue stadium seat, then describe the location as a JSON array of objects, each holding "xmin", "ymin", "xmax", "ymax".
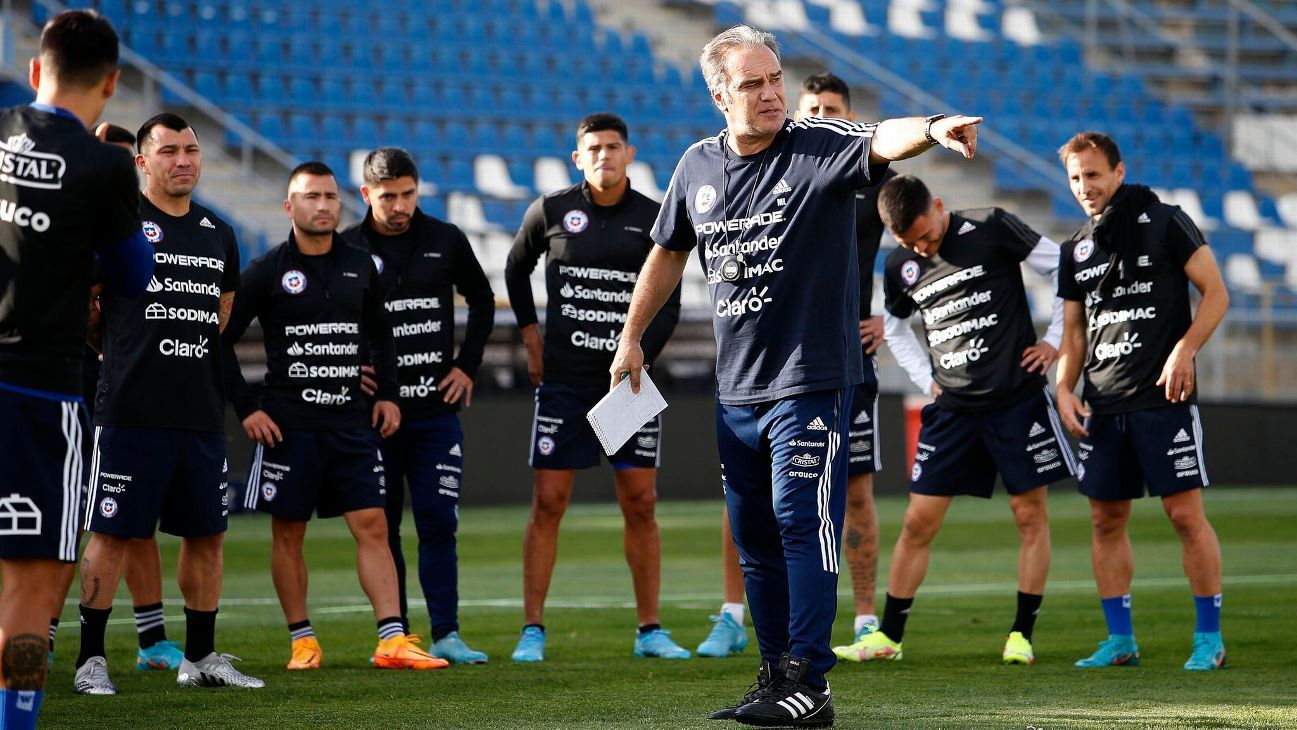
[
  {"xmin": 380, "ymin": 118, "xmax": 409, "ymax": 147},
  {"xmin": 223, "ymin": 73, "xmax": 253, "ymax": 107},
  {"xmin": 444, "ymin": 159, "xmax": 475, "ymax": 192},
  {"xmin": 288, "ymin": 114, "xmax": 318, "ymax": 145},
  {"xmin": 320, "ymin": 116, "xmax": 348, "ymax": 146},
  {"xmin": 255, "ymin": 113, "xmax": 287, "ymax": 144},
  {"xmin": 254, "ymin": 75, "xmax": 285, "ymax": 106},
  {"xmin": 289, "ymin": 77, "xmax": 317, "ymax": 107},
  {"xmin": 353, "ymin": 116, "xmax": 381, "ymax": 146},
  {"xmin": 193, "ymin": 71, "xmax": 221, "ymax": 100}
]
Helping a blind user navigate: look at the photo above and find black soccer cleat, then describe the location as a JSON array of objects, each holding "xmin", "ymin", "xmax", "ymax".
[
  {"xmin": 733, "ymin": 653, "xmax": 834, "ymax": 727},
  {"xmin": 708, "ymin": 659, "xmax": 776, "ymax": 721}
]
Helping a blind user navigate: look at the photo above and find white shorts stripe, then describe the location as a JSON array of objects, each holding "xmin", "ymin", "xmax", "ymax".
[
  {"xmin": 244, "ymin": 444, "xmax": 264, "ymax": 510},
  {"xmin": 1042, "ymin": 388, "xmax": 1077, "ymax": 474},
  {"xmin": 815, "ymin": 393, "xmax": 842, "ymax": 574},
  {"xmin": 1190, "ymin": 404, "xmax": 1209, "ymax": 486},
  {"xmin": 527, "ymin": 390, "xmax": 541, "ymax": 468},
  {"xmin": 871, "ymin": 395, "xmax": 882, "ymax": 471},
  {"xmin": 84, "ymin": 425, "xmax": 102, "ymax": 531},
  {"xmin": 59, "ymin": 402, "xmax": 81, "ymax": 561}
]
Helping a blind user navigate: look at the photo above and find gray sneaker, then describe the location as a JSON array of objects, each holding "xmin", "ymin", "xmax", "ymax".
[
  {"xmin": 73, "ymin": 656, "xmax": 117, "ymax": 695},
  {"xmin": 176, "ymin": 652, "xmax": 265, "ymax": 689}
]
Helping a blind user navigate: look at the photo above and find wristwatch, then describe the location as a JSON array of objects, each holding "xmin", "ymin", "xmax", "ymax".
[{"xmin": 924, "ymin": 114, "xmax": 947, "ymax": 145}]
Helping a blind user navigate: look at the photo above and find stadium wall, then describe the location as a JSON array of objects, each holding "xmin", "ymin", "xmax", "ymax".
[{"xmin": 222, "ymin": 395, "xmax": 1296, "ymax": 507}]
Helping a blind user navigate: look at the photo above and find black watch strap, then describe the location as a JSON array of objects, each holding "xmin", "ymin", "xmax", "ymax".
[{"xmin": 924, "ymin": 114, "xmax": 947, "ymax": 145}]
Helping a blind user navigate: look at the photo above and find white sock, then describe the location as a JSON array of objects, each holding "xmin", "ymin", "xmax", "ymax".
[
  {"xmin": 721, "ymin": 602, "xmax": 745, "ymax": 626},
  {"xmin": 854, "ymin": 614, "xmax": 879, "ymax": 634}
]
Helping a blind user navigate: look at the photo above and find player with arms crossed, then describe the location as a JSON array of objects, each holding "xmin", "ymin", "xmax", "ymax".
[
  {"xmin": 610, "ymin": 25, "xmax": 982, "ymax": 726},
  {"xmin": 223, "ymin": 163, "xmax": 443, "ymax": 671},
  {"xmin": 1055, "ymin": 132, "xmax": 1229, "ymax": 671},
  {"xmin": 847, "ymin": 174, "xmax": 1070, "ymax": 667},
  {"xmin": 505, "ymin": 113, "xmax": 684, "ymax": 663},
  {"xmin": 0, "ymin": 10, "xmax": 152, "ymax": 727}
]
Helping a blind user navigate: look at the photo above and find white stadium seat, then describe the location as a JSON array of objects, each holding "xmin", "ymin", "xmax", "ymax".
[
  {"xmin": 805, "ymin": 0, "xmax": 871, "ymax": 36},
  {"xmin": 1223, "ymin": 253, "xmax": 1262, "ymax": 293},
  {"xmin": 534, "ymin": 157, "xmax": 573, "ymax": 194},
  {"xmin": 889, "ymin": 0, "xmax": 937, "ymax": 39},
  {"xmin": 1169, "ymin": 188, "xmax": 1217, "ymax": 231},
  {"xmin": 447, "ymin": 193, "xmax": 498, "ymax": 234},
  {"xmin": 1002, "ymin": 5, "xmax": 1043, "ymax": 46},
  {"xmin": 1224, "ymin": 190, "xmax": 1263, "ymax": 231},
  {"xmin": 744, "ymin": 0, "xmax": 809, "ymax": 32},
  {"xmin": 945, "ymin": 0, "xmax": 993, "ymax": 42},
  {"xmin": 473, "ymin": 155, "xmax": 531, "ymax": 200},
  {"xmin": 1255, "ymin": 228, "xmax": 1297, "ymax": 265},
  {"xmin": 1276, "ymin": 193, "xmax": 1297, "ymax": 228},
  {"xmin": 628, "ymin": 161, "xmax": 666, "ymax": 202}
]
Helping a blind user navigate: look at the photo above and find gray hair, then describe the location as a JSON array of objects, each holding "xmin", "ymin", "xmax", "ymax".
[{"xmin": 699, "ymin": 24, "xmax": 781, "ymax": 98}]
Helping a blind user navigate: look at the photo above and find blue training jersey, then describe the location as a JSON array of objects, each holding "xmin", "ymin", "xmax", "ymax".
[{"xmin": 653, "ymin": 118, "xmax": 888, "ymax": 405}]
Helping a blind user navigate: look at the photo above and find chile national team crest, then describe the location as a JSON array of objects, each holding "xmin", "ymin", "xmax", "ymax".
[
  {"xmin": 142, "ymin": 221, "xmax": 163, "ymax": 244},
  {"xmin": 562, "ymin": 209, "xmax": 589, "ymax": 234},
  {"xmin": 281, "ymin": 269, "xmax": 307, "ymax": 295},
  {"xmin": 1073, "ymin": 238, "xmax": 1096, "ymax": 263},
  {"xmin": 900, "ymin": 260, "xmax": 921, "ymax": 286},
  {"xmin": 99, "ymin": 497, "xmax": 118, "ymax": 518},
  {"xmin": 695, "ymin": 185, "xmax": 717, "ymax": 214}
]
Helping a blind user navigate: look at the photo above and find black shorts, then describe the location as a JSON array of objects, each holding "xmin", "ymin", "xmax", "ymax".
[
  {"xmin": 0, "ymin": 385, "xmax": 84, "ymax": 562},
  {"xmin": 85, "ymin": 426, "xmax": 228, "ymax": 538},
  {"xmin": 1076, "ymin": 403, "xmax": 1209, "ymax": 500},
  {"xmin": 911, "ymin": 387, "xmax": 1076, "ymax": 498},
  {"xmin": 847, "ymin": 359, "xmax": 881, "ymax": 477},
  {"xmin": 244, "ymin": 428, "xmax": 386, "ymax": 521},
  {"xmin": 529, "ymin": 382, "xmax": 661, "ymax": 471}
]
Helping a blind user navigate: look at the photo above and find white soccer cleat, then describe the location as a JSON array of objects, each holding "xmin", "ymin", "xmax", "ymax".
[
  {"xmin": 73, "ymin": 656, "xmax": 118, "ymax": 695},
  {"xmin": 177, "ymin": 652, "xmax": 265, "ymax": 688}
]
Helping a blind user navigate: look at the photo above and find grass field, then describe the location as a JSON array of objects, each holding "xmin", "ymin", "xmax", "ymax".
[{"xmin": 43, "ymin": 487, "xmax": 1297, "ymax": 729}]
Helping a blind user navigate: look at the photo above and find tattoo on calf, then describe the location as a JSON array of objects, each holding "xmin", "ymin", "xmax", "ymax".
[
  {"xmin": 80, "ymin": 557, "xmax": 100, "ymax": 606},
  {"xmin": 845, "ymin": 527, "xmax": 863, "ymax": 551},
  {"xmin": 2, "ymin": 634, "xmax": 48, "ymax": 690}
]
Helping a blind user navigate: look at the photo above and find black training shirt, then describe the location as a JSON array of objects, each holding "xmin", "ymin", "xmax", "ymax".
[
  {"xmin": 0, "ymin": 106, "xmax": 141, "ymax": 396},
  {"xmin": 1058, "ymin": 202, "xmax": 1205, "ymax": 414},
  {"xmin": 222, "ymin": 232, "xmax": 397, "ymax": 430},
  {"xmin": 883, "ymin": 208, "xmax": 1047, "ymax": 412},
  {"xmin": 506, "ymin": 182, "xmax": 680, "ymax": 387},
  {"xmin": 96, "ymin": 197, "xmax": 240, "ymax": 430},
  {"xmin": 855, "ymin": 167, "xmax": 898, "ymax": 323},
  {"xmin": 341, "ymin": 209, "xmax": 495, "ymax": 421}
]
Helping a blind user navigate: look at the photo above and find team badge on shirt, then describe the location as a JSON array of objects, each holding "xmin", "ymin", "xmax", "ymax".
[
  {"xmin": 142, "ymin": 220, "xmax": 163, "ymax": 244},
  {"xmin": 1073, "ymin": 239, "xmax": 1096, "ymax": 263},
  {"xmin": 911, "ymin": 462, "xmax": 922, "ymax": 481},
  {"xmin": 371, "ymin": 254, "xmax": 384, "ymax": 274},
  {"xmin": 900, "ymin": 260, "xmax": 921, "ymax": 286},
  {"xmin": 537, "ymin": 436, "xmax": 555, "ymax": 456},
  {"xmin": 281, "ymin": 269, "xmax": 307, "ymax": 295},
  {"xmin": 99, "ymin": 497, "xmax": 118, "ymax": 518},
  {"xmin": 695, "ymin": 184, "xmax": 717, "ymax": 214},
  {"xmin": 262, "ymin": 483, "xmax": 277, "ymax": 501},
  {"xmin": 562, "ymin": 209, "xmax": 589, "ymax": 234}
]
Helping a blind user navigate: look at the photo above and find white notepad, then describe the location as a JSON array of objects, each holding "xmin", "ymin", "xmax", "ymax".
[{"xmin": 586, "ymin": 369, "xmax": 669, "ymax": 456}]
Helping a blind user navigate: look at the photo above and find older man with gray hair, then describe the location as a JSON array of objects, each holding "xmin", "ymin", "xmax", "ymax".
[{"xmin": 609, "ymin": 24, "xmax": 982, "ymax": 726}]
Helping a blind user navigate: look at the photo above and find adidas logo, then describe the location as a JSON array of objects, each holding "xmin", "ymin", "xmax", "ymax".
[
  {"xmin": 199, "ymin": 217, "xmax": 216, "ymax": 229},
  {"xmin": 1173, "ymin": 429, "xmax": 1190, "ymax": 443},
  {"xmin": 806, "ymin": 417, "xmax": 828, "ymax": 431},
  {"xmin": 1028, "ymin": 422, "xmax": 1046, "ymax": 437},
  {"xmin": 771, "ymin": 178, "xmax": 792, "ymax": 196},
  {"xmin": 1137, "ymin": 212, "xmax": 1151, "ymax": 224},
  {"xmin": 957, "ymin": 221, "xmax": 976, "ymax": 235},
  {"xmin": 853, "ymin": 410, "xmax": 870, "ymax": 425},
  {"xmin": 449, "ymin": 443, "xmax": 462, "ymax": 457}
]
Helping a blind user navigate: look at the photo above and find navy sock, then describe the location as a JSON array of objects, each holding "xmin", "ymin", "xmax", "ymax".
[
  {"xmin": 47, "ymin": 618, "xmax": 59, "ymax": 655},
  {"xmin": 637, "ymin": 623, "xmax": 661, "ymax": 634},
  {"xmin": 1100, "ymin": 594, "xmax": 1134, "ymax": 636},
  {"xmin": 184, "ymin": 607, "xmax": 217, "ymax": 662},
  {"xmin": 377, "ymin": 617, "xmax": 404, "ymax": 641},
  {"xmin": 288, "ymin": 620, "xmax": 315, "ymax": 641},
  {"xmin": 0, "ymin": 689, "xmax": 43, "ymax": 730},
  {"xmin": 1194, "ymin": 593, "xmax": 1222, "ymax": 633},
  {"xmin": 1011, "ymin": 592, "xmax": 1043, "ymax": 641},
  {"xmin": 134, "ymin": 602, "xmax": 167, "ymax": 649},
  {"xmin": 879, "ymin": 594, "xmax": 914, "ymax": 642}
]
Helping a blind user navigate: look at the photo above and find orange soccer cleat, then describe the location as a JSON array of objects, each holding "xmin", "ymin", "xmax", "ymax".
[
  {"xmin": 373, "ymin": 634, "xmax": 449, "ymax": 670},
  {"xmin": 286, "ymin": 636, "xmax": 322, "ymax": 670}
]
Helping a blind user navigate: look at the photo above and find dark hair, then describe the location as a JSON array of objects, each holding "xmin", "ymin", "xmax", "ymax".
[
  {"xmin": 136, "ymin": 112, "xmax": 190, "ymax": 153},
  {"xmin": 877, "ymin": 175, "xmax": 934, "ymax": 234},
  {"xmin": 801, "ymin": 72, "xmax": 851, "ymax": 110},
  {"xmin": 39, "ymin": 10, "xmax": 119, "ymax": 88},
  {"xmin": 362, "ymin": 146, "xmax": 419, "ymax": 186},
  {"xmin": 1057, "ymin": 131, "xmax": 1122, "ymax": 169},
  {"xmin": 575, "ymin": 112, "xmax": 629, "ymax": 146},
  {"xmin": 100, "ymin": 123, "xmax": 134, "ymax": 146},
  {"xmin": 288, "ymin": 161, "xmax": 336, "ymax": 187}
]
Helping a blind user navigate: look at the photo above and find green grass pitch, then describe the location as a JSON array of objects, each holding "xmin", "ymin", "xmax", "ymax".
[{"xmin": 43, "ymin": 487, "xmax": 1297, "ymax": 728}]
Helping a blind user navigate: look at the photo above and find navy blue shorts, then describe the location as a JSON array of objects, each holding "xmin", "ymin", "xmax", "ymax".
[
  {"xmin": 529, "ymin": 382, "xmax": 661, "ymax": 471},
  {"xmin": 244, "ymin": 428, "xmax": 386, "ymax": 521},
  {"xmin": 846, "ymin": 359, "xmax": 881, "ymax": 477},
  {"xmin": 1076, "ymin": 403, "xmax": 1209, "ymax": 500},
  {"xmin": 86, "ymin": 427, "xmax": 228, "ymax": 538},
  {"xmin": 911, "ymin": 387, "xmax": 1076, "ymax": 498},
  {"xmin": 0, "ymin": 384, "xmax": 85, "ymax": 562}
]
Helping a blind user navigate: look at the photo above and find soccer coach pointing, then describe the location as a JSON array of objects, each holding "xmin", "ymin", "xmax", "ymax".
[{"xmin": 609, "ymin": 25, "xmax": 981, "ymax": 727}]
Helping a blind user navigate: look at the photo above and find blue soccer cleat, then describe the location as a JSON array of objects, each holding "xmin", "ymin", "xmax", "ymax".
[
  {"xmin": 1074, "ymin": 635, "xmax": 1141, "ymax": 667},
  {"xmin": 696, "ymin": 613, "xmax": 749, "ymax": 658},
  {"xmin": 1184, "ymin": 632, "xmax": 1226, "ymax": 671},
  {"xmin": 510, "ymin": 626, "xmax": 546, "ymax": 663},
  {"xmin": 634, "ymin": 628, "xmax": 691, "ymax": 659},
  {"xmin": 432, "ymin": 631, "xmax": 489, "ymax": 665},
  {"xmin": 137, "ymin": 640, "xmax": 184, "ymax": 671}
]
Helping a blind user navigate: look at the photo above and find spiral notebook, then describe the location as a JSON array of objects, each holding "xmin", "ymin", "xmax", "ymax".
[{"xmin": 586, "ymin": 369, "xmax": 669, "ymax": 456}]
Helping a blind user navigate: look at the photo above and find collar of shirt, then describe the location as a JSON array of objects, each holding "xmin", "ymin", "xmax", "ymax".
[{"xmin": 29, "ymin": 102, "xmax": 84, "ymax": 127}]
